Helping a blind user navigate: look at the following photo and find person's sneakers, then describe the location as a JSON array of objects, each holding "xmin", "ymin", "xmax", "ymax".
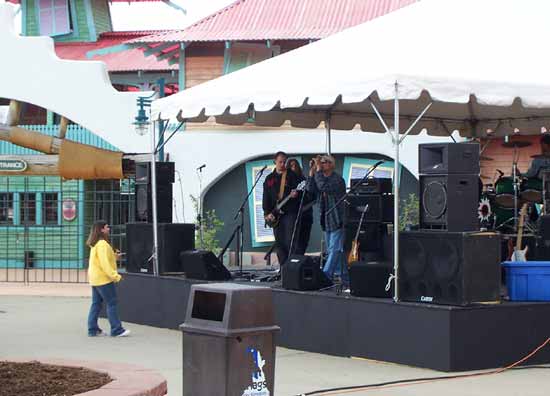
[
  {"xmin": 115, "ymin": 329, "xmax": 131, "ymax": 337},
  {"xmin": 89, "ymin": 330, "xmax": 108, "ymax": 337}
]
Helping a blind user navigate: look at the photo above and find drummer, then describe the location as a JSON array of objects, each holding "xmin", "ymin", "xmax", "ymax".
[{"xmin": 524, "ymin": 134, "xmax": 550, "ymax": 178}]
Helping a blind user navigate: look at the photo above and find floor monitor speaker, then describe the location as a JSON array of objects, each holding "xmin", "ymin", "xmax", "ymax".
[
  {"xmin": 283, "ymin": 255, "xmax": 332, "ymax": 291},
  {"xmin": 179, "ymin": 250, "xmax": 232, "ymax": 281}
]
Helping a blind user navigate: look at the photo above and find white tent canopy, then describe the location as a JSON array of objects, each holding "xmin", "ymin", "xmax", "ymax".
[
  {"xmin": 153, "ymin": 0, "xmax": 550, "ymax": 138},
  {"xmin": 151, "ymin": 0, "xmax": 550, "ymax": 300}
]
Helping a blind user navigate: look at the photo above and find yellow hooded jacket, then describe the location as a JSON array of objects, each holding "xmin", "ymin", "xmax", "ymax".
[{"xmin": 88, "ymin": 240, "xmax": 122, "ymax": 286}]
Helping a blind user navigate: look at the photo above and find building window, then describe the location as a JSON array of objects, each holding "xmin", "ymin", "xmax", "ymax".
[
  {"xmin": 43, "ymin": 192, "xmax": 59, "ymax": 225},
  {"xmin": 20, "ymin": 193, "xmax": 37, "ymax": 225},
  {"xmin": 342, "ymin": 157, "xmax": 397, "ymax": 187},
  {"xmin": 0, "ymin": 193, "xmax": 14, "ymax": 225},
  {"xmin": 224, "ymin": 43, "xmax": 280, "ymax": 74},
  {"xmin": 38, "ymin": 0, "xmax": 72, "ymax": 37}
]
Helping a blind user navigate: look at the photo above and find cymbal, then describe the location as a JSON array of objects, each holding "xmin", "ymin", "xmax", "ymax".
[
  {"xmin": 480, "ymin": 175, "xmax": 491, "ymax": 179},
  {"xmin": 502, "ymin": 140, "xmax": 532, "ymax": 148},
  {"xmin": 531, "ymin": 154, "xmax": 550, "ymax": 159},
  {"xmin": 480, "ymin": 155, "xmax": 494, "ymax": 161}
]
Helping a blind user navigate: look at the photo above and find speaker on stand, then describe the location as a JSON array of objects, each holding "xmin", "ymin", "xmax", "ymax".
[{"xmin": 135, "ymin": 161, "xmax": 175, "ymax": 223}]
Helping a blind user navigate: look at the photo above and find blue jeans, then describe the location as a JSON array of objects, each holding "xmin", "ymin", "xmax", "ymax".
[
  {"xmin": 88, "ymin": 282, "xmax": 125, "ymax": 336},
  {"xmin": 323, "ymin": 228, "xmax": 349, "ymax": 286}
]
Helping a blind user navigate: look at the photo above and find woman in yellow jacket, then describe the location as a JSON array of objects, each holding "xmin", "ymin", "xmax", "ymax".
[{"xmin": 87, "ymin": 220, "xmax": 130, "ymax": 337}]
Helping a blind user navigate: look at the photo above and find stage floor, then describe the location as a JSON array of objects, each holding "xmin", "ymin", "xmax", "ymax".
[{"xmin": 117, "ymin": 273, "xmax": 550, "ymax": 372}]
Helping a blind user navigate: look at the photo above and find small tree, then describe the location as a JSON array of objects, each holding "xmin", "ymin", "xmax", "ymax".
[
  {"xmin": 190, "ymin": 194, "xmax": 224, "ymax": 254},
  {"xmin": 399, "ymin": 193, "xmax": 419, "ymax": 231}
]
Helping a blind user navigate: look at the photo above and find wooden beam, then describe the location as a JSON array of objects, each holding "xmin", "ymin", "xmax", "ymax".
[
  {"xmin": 0, "ymin": 154, "xmax": 145, "ymax": 178},
  {"xmin": 59, "ymin": 117, "xmax": 69, "ymax": 139}
]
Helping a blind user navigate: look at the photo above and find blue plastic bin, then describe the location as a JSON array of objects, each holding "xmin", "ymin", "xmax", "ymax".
[{"xmin": 502, "ymin": 261, "xmax": 550, "ymax": 301}]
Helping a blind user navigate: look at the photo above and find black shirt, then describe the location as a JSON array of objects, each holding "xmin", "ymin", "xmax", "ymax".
[{"xmin": 262, "ymin": 169, "xmax": 301, "ymax": 216}]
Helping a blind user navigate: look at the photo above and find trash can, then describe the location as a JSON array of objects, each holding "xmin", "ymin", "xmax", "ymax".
[{"xmin": 180, "ymin": 283, "xmax": 280, "ymax": 396}]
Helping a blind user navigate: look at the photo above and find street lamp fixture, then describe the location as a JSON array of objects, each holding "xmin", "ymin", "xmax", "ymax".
[{"xmin": 133, "ymin": 96, "xmax": 154, "ymax": 136}]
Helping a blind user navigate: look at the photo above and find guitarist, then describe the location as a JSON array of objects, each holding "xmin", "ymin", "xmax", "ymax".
[{"xmin": 263, "ymin": 151, "xmax": 301, "ymax": 266}]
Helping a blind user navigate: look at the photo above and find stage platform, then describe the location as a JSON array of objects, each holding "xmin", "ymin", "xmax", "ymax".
[{"xmin": 117, "ymin": 273, "xmax": 550, "ymax": 372}]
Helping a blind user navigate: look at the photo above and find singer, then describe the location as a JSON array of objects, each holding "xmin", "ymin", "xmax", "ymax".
[
  {"xmin": 262, "ymin": 151, "xmax": 301, "ymax": 266},
  {"xmin": 308, "ymin": 154, "xmax": 349, "ymax": 288}
]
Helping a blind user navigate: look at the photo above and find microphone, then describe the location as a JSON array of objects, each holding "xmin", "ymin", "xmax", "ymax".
[
  {"xmin": 259, "ymin": 165, "xmax": 268, "ymax": 173},
  {"xmin": 196, "ymin": 164, "xmax": 206, "ymax": 171}
]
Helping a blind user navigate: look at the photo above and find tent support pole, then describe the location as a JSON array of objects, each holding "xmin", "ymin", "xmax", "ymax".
[
  {"xmin": 393, "ymin": 82, "xmax": 400, "ymax": 302},
  {"xmin": 325, "ymin": 113, "xmax": 332, "ymax": 155}
]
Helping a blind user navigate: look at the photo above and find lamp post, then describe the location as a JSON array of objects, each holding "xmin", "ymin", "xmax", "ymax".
[{"xmin": 133, "ymin": 94, "xmax": 160, "ymax": 276}]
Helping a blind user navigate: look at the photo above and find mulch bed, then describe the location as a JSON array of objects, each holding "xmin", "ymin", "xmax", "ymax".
[{"xmin": 0, "ymin": 361, "xmax": 111, "ymax": 396}]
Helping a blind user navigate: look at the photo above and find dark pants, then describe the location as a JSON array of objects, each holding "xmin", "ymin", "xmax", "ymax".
[
  {"xmin": 294, "ymin": 217, "xmax": 313, "ymax": 255},
  {"xmin": 273, "ymin": 213, "xmax": 297, "ymax": 266}
]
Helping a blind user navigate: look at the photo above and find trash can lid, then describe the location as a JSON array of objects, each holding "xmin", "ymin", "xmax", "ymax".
[{"xmin": 180, "ymin": 283, "xmax": 280, "ymax": 336}]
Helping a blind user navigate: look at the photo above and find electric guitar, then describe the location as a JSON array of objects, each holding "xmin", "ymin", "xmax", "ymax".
[
  {"xmin": 510, "ymin": 203, "xmax": 528, "ymax": 262},
  {"xmin": 265, "ymin": 181, "xmax": 306, "ymax": 228},
  {"xmin": 347, "ymin": 204, "xmax": 369, "ymax": 265}
]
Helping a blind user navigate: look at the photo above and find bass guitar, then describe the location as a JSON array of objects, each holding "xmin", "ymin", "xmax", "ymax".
[
  {"xmin": 347, "ymin": 203, "xmax": 369, "ymax": 264},
  {"xmin": 265, "ymin": 181, "xmax": 306, "ymax": 228}
]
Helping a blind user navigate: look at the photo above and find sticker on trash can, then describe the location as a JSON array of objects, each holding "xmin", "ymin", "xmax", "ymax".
[{"xmin": 242, "ymin": 347, "xmax": 270, "ymax": 396}]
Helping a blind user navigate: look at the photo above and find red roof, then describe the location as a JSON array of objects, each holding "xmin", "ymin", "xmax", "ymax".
[
  {"xmin": 55, "ymin": 31, "xmax": 178, "ymax": 73},
  {"xmin": 129, "ymin": 0, "xmax": 417, "ymax": 44}
]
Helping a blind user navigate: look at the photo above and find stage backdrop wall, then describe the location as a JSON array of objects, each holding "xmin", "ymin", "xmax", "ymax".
[{"xmin": 203, "ymin": 153, "xmax": 418, "ymax": 253}]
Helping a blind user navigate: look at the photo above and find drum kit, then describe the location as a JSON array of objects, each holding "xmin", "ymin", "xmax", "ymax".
[{"xmin": 478, "ymin": 140, "xmax": 545, "ymax": 234}]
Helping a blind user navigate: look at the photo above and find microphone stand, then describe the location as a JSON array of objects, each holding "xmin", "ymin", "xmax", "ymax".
[
  {"xmin": 325, "ymin": 160, "xmax": 385, "ymax": 294},
  {"xmin": 196, "ymin": 166, "xmax": 205, "ymax": 249},
  {"xmin": 219, "ymin": 166, "xmax": 267, "ymax": 276}
]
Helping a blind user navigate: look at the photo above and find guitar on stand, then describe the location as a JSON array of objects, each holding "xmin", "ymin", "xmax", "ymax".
[
  {"xmin": 347, "ymin": 204, "xmax": 369, "ymax": 265},
  {"xmin": 510, "ymin": 203, "xmax": 529, "ymax": 262}
]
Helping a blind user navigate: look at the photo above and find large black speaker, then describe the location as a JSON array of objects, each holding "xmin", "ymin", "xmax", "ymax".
[
  {"xmin": 349, "ymin": 261, "xmax": 393, "ymax": 298},
  {"xmin": 283, "ymin": 255, "xmax": 332, "ymax": 291},
  {"xmin": 419, "ymin": 143, "xmax": 480, "ymax": 174},
  {"xmin": 536, "ymin": 215, "xmax": 550, "ymax": 260},
  {"xmin": 135, "ymin": 161, "xmax": 175, "ymax": 223},
  {"xmin": 398, "ymin": 231, "xmax": 501, "ymax": 305},
  {"xmin": 346, "ymin": 194, "xmax": 393, "ymax": 223},
  {"xmin": 135, "ymin": 161, "xmax": 175, "ymax": 184},
  {"xmin": 420, "ymin": 174, "xmax": 479, "ymax": 231},
  {"xmin": 135, "ymin": 184, "xmax": 173, "ymax": 223},
  {"xmin": 179, "ymin": 250, "xmax": 232, "ymax": 280},
  {"xmin": 126, "ymin": 223, "xmax": 195, "ymax": 274}
]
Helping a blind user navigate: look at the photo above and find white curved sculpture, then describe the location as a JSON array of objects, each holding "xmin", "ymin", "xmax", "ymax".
[{"xmin": 0, "ymin": 3, "xmax": 149, "ymax": 153}]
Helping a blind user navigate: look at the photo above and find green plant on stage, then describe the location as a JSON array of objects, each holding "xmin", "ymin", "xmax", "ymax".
[
  {"xmin": 399, "ymin": 193, "xmax": 419, "ymax": 231},
  {"xmin": 190, "ymin": 194, "xmax": 224, "ymax": 254}
]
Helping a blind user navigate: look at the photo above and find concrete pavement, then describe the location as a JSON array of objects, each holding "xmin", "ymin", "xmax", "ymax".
[{"xmin": 0, "ymin": 283, "xmax": 549, "ymax": 396}]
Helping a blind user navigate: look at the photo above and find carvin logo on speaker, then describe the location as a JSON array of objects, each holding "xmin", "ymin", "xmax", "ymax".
[
  {"xmin": 421, "ymin": 296, "xmax": 434, "ymax": 302},
  {"xmin": 241, "ymin": 347, "xmax": 270, "ymax": 396}
]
